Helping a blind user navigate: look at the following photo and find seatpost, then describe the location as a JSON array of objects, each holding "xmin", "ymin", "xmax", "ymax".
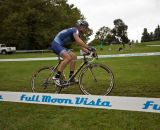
[{"xmin": 58, "ymin": 56, "xmax": 63, "ymax": 63}]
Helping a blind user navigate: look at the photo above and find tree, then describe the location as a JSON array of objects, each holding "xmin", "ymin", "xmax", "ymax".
[
  {"xmin": 141, "ymin": 28, "xmax": 151, "ymax": 42},
  {"xmin": 95, "ymin": 26, "xmax": 111, "ymax": 41},
  {"xmin": 0, "ymin": 0, "xmax": 82, "ymax": 49},
  {"xmin": 154, "ymin": 25, "xmax": 160, "ymax": 41},
  {"xmin": 149, "ymin": 32, "xmax": 154, "ymax": 41},
  {"xmin": 112, "ymin": 19, "xmax": 129, "ymax": 44},
  {"xmin": 93, "ymin": 18, "xmax": 130, "ymax": 49},
  {"xmin": 141, "ymin": 25, "xmax": 160, "ymax": 42},
  {"xmin": 95, "ymin": 26, "xmax": 111, "ymax": 49}
]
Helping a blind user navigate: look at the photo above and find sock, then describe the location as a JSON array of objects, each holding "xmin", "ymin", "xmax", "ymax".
[{"xmin": 55, "ymin": 71, "xmax": 61, "ymax": 78}]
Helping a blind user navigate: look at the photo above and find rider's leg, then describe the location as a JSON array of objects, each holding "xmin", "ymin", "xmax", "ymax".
[
  {"xmin": 68, "ymin": 51, "xmax": 78, "ymax": 82},
  {"xmin": 68, "ymin": 51, "xmax": 77, "ymax": 72},
  {"xmin": 58, "ymin": 52, "xmax": 72, "ymax": 72},
  {"xmin": 55, "ymin": 52, "xmax": 72, "ymax": 78}
]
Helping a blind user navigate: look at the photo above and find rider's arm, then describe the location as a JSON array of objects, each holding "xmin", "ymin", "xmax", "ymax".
[
  {"xmin": 81, "ymin": 47, "xmax": 89, "ymax": 54},
  {"xmin": 73, "ymin": 33, "xmax": 89, "ymax": 49}
]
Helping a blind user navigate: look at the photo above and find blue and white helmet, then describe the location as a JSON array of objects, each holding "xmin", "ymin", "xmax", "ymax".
[{"xmin": 76, "ymin": 20, "xmax": 89, "ymax": 28}]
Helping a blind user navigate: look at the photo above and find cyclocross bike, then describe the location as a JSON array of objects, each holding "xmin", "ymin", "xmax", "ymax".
[{"xmin": 31, "ymin": 51, "xmax": 115, "ymax": 96}]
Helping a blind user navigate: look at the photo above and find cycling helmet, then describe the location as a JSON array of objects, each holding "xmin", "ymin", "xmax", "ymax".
[{"xmin": 76, "ymin": 20, "xmax": 89, "ymax": 28}]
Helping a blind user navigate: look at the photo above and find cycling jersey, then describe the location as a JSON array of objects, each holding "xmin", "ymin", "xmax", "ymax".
[{"xmin": 51, "ymin": 27, "xmax": 79, "ymax": 55}]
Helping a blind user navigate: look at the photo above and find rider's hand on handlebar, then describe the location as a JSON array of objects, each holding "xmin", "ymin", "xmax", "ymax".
[
  {"xmin": 92, "ymin": 52, "xmax": 97, "ymax": 58},
  {"xmin": 88, "ymin": 47, "xmax": 96, "ymax": 52},
  {"xmin": 87, "ymin": 47, "xmax": 97, "ymax": 58}
]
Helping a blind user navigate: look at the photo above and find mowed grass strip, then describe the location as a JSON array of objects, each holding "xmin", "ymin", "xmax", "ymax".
[
  {"xmin": 0, "ymin": 41, "xmax": 160, "ymax": 59},
  {"xmin": 0, "ymin": 56, "xmax": 160, "ymax": 130}
]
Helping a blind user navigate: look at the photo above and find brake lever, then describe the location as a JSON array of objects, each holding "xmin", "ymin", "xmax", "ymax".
[{"xmin": 91, "ymin": 51, "xmax": 98, "ymax": 60}]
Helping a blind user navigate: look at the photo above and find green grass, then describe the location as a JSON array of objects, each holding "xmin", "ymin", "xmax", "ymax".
[{"xmin": 0, "ymin": 41, "xmax": 160, "ymax": 130}]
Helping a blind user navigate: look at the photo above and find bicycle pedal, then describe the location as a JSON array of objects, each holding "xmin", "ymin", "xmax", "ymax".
[{"xmin": 55, "ymin": 82, "xmax": 68, "ymax": 88}]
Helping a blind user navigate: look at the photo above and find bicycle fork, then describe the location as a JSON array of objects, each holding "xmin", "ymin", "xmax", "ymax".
[{"xmin": 88, "ymin": 65, "xmax": 97, "ymax": 82}]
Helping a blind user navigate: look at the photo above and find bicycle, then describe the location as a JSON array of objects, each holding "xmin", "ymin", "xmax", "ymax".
[{"xmin": 31, "ymin": 51, "xmax": 115, "ymax": 96}]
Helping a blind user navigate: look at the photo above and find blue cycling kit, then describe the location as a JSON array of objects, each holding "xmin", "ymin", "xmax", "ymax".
[{"xmin": 51, "ymin": 27, "xmax": 79, "ymax": 56}]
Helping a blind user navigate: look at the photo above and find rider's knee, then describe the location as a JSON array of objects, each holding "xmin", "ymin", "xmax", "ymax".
[
  {"xmin": 69, "ymin": 52, "xmax": 77, "ymax": 60},
  {"xmin": 64, "ymin": 55, "xmax": 72, "ymax": 62},
  {"xmin": 72, "ymin": 55, "xmax": 77, "ymax": 60}
]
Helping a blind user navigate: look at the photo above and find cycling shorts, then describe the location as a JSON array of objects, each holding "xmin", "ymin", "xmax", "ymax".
[{"xmin": 51, "ymin": 37, "xmax": 70, "ymax": 56}]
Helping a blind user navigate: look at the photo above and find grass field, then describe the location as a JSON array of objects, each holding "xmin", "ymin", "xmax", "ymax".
[{"xmin": 0, "ymin": 41, "xmax": 160, "ymax": 130}]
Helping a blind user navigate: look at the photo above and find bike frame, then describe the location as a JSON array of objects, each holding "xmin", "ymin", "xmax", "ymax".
[
  {"xmin": 32, "ymin": 51, "xmax": 114, "ymax": 95},
  {"xmin": 53, "ymin": 54, "xmax": 96, "ymax": 85}
]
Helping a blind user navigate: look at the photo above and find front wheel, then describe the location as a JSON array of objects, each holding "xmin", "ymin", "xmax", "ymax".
[
  {"xmin": 79, "ymin": 63, "xmax": 114, "ymax": 96},
  {"xmin": 31, "ymin": 66, "xmax": 62, "ymax": 93}
]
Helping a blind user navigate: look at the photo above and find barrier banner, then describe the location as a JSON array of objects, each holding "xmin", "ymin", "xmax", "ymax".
[{"xmin": 0, "ymin": 91, "xmax": 160, "ymax": 113}]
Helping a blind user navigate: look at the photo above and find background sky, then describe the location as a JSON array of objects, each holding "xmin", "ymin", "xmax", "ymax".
[{"xmin": 67, "ymin": 0, "xmax": 160, "ymax": 42}]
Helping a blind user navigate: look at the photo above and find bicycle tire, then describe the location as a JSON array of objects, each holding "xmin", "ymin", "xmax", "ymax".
[
  {"xmin": 79, "ymin": 63, "xmax": 114, "ymax": 96},
  {"xmin": 31, "ymin": 66, "xmax": 62, "ymax": 93}
]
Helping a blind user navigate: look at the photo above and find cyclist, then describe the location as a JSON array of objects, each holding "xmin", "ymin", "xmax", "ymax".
[{"xmin": 51, "ymin": 20, "xmax": 95, "ymax": 85}]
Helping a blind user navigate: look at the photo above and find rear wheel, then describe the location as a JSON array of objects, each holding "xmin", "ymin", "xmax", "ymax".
[
  {"xmin": 79, "ymin": 63, "xmax": 114, "ymax": 96},
  {"xmin": 31, "ymin": 66, "xmax": 62, "ymax": 93}
]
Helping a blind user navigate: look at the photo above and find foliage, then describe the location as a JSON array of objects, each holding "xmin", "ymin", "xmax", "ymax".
[
  {"xmin": 0, "ymin": 0, "xmax": 83, "ymax": 49},
  {"xmin": 141, "ymin": 25, "xmax": 160, "ymax": 42},
  {"xmin": 112, "ymin": 19, "xmax": 130, "ymax": 43},
  {"xmin": 141, "ymin": 28, "xmax": 151, "ymax": 42},
  {"xmin": 95, "ymin": 26, "xmax": 111, "ymax": 41},
  {"xmin": 154, "ymin": 25, "xmax": 160, "ymax": 40},
  {"xmin": 94, "ymin": 19, "xmax": 130, "ymax": 45}
]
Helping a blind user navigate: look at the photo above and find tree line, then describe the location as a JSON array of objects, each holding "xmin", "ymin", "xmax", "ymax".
[
  {"xmin": 0, "ymin": 0, "xmax": 130, "ymax": 50},
  {"xmin": 141, "ymin": 25, "xmax": 160, "ymax": 42},
  {"xmin": 0, "ymin": 0, "xmax": 159, "ymax": 50},
  {"xmin": 94, "ymin": 19, "xmax": 130, "ymax": 45},
  {"xmin": 0, "ymin": 0, "xmax": 83, "ymax": 49}
]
